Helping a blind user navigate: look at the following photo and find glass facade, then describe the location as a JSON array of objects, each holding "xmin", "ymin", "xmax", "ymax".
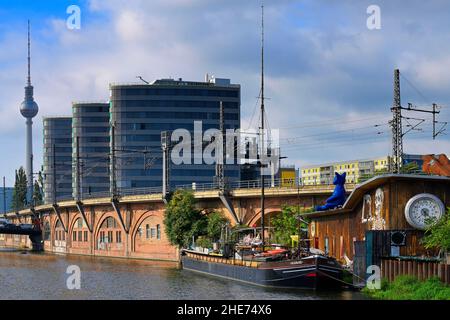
[
  {"xmin": 42, "ymin": 117, "xmax": 73, "ymax": 203},
  {"xmin": 72, "ymin": 102, "xmax": 110, "ymax": 198},
  {"xmin": 110, "ymin": 78, "xmax": 241, "ymax": 189}
]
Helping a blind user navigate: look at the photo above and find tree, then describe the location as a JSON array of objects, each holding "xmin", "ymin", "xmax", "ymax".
[
  {"xmin": 422, "ymin": 208, "xmax": 450, "ymax": 254},
  {"xmin": 401, "ymin": 162, "xmax": 420, "ymax": 174},
  {"xmin": 11, "ymin": 167, "xmax": 28, "ymax": 211},
  {"xmin": 206, "ymin": 211, "xmax": 229, "ymax": 242},
  {"xmin": 163, "ymin": 190, "xmax": 207, "ymax": 248},
  {"xmin": 271, "ymin": 206, "xmax": 308, "ymax": 246},
  {"xmin": 38, "ymin": 168, "xmax": 44, "ymax": 196},
  {"xmin": 33, "ymin": 180, "xmax": 43, "ymax": 206}
]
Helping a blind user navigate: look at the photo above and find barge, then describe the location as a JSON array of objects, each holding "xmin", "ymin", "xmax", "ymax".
[{"xmin": 181, "ymin": 249, "xmax": 344, "ymax": 290}]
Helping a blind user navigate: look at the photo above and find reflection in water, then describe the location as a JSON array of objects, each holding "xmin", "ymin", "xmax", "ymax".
[{"xmin": 0, "ymin": 249, "xmax": 367, "ymax": 300}]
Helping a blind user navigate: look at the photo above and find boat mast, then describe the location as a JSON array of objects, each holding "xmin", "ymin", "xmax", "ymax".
[{"xmin": 260, "ymin": 4, "xmax": 265, "ymax": 250}]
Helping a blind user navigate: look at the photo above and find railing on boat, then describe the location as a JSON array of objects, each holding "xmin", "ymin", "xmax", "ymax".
[{"xmin": 184, "ymin": 250, "xmax": 261, "ymax": 268}]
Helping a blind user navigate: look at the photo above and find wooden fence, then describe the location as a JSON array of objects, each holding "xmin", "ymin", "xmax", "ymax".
[{"xmin": 381, "ymin": 258, "xmax": 450, "ymax": 285}]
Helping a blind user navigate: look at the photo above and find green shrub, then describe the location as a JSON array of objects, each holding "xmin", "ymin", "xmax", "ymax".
[
  {"xmin": 196, "ymin": 236, "xmax": 212, "ymax": 249},
  {"xmin": 422, "ymin": 208, "xmax": 450, "ymax": 253},
  {"xmin": 364, "ymin": 275, "xmax": 450, "ymax": 300},
  {"xmin": 272, "ymin": 206, "xmax": 309, "ymax": 246},
  {"xmin": 206, "ymin": 211, "xmax": 229, "ymax": 242},
  {"xmin": 164, "ymin": 190, "xmax": 207, "ymax": 248}
]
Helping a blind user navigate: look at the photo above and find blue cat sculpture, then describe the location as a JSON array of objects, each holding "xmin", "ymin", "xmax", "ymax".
[{"xmin": 316, "ymin": 172, "xmax": 347, "ymax": 211}]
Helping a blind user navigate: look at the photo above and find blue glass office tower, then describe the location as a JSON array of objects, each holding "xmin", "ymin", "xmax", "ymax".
[
  {"xmin": 109, "ymin": 77, "xmax": 241, "ymax": 190},
  {"xmin": 42, "ymin": 117, "xmax": 73, "ymax": 203},
  {"xmin": 72, "ymin": 102, "xmax": 110, "ymax": 198}
]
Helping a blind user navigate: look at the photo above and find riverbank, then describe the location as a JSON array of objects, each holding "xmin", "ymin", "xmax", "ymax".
[{"xmin": 363, "ymin": 275, "xmax": 450, "ymax": 300}]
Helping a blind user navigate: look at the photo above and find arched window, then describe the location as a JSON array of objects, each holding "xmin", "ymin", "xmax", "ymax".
[
  {"xmin": 43, "ymin": 222, "xmax": 51, "ymax": 241},
  {"xmin": 71, "ymin": 218, "xmax": 89, "ymax": 245},
  {"xmin": 98, "ymin": 217, "xmax": 121, "ymax": 246},
  {"xmin": 144, "ymin": 224, "xmax": 160, "ymax": 240},
  {"xmin": 55, "ymin": 219, "xmax": 65, "ymax": 241}
]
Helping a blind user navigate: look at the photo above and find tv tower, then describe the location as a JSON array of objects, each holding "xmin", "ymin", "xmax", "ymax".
[{"xmin": 19, "ymin": 20, "xmax": 39, "ymax": 194}]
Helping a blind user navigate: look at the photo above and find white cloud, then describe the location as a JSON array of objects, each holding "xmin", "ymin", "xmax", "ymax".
[{"xmin": 0, "ymin": 0, "xmax": 449, "ymax": 184}]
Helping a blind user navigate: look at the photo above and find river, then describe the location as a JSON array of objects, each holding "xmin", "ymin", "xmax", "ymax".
[{"xmin": 0, "ymin": 249, "xmax": 367, "ymax": 300}]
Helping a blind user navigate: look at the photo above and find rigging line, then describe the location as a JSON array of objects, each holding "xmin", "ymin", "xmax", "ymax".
[
  {"xmin": 246, "ymin": 88, "xmax": 262, "ymax": 130},
  {"xmin": 263, "ymin": 109, "xmax": 272, "ymax": 148}
]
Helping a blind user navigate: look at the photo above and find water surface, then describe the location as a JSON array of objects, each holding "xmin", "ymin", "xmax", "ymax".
[{"xmin": 0, "ymin": 249, "xmax": 367, "ymax": 300}]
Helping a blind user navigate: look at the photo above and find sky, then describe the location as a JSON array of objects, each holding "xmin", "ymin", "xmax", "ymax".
[{"xmin": 0, "ymin": 0, "xmax": 449, "ymax": 186}]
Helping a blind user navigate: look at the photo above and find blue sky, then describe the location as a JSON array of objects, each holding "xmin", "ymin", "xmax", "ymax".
[{"xmin": 0, "ymin": 0, "xmax": 449, "ymax": 186}]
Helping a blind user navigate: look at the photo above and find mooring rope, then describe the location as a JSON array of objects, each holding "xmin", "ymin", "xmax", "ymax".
[{"xmin": 316, "ymin": 269, "xmax": 362, "ymax": 289}]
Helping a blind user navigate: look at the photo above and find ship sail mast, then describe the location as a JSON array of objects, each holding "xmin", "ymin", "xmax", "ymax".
[{"xmin": 260, "ymin": 4, "xmax": 266, "ymax": 249}]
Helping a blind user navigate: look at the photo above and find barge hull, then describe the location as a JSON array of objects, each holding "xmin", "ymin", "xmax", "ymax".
[{"xmin": 181, "ymin": 256, "xmax": 342, "ymax": 290}]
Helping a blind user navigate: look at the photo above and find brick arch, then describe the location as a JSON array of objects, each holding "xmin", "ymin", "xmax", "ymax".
[
  {"xmin": 246, "ymin": 209, "xmax": 283, "ymax": 228},
  {"xmin": 68, "ymin": 213, "xmax": 83, "ymax": 238},
  {"xmin": 130, "ymin": 211, "xmax": 159, "ymax": 252},
  {"xmin": 94, "ymin": 212, "xmax": 124, "ymax": 244},
  {"xmin": 51, "ymin": 215, "xmax": 64, "ymax": 234},
  {"xmin": 42, "ymin": 217, "xmax": 52, "ymax": 242},
  {"xmin": 39, "ymin": 214, "xmax": 54, "ymax": 245},
  {"xmin": 51, "ymin": 214, "xmax": 67, "ymax": 245}
]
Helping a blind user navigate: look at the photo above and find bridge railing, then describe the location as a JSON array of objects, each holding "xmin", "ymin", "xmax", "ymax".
[
  {"xmin": 119, "ymin": 186, "xmax": 163, "ymax": 196},
  {"xmin": 23, "ymin": 170, "xmax": 439, "ymax": 209}
]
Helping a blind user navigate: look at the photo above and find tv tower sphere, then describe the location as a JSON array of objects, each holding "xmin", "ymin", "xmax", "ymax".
[{"xmin": 20, "ymin": 87, "xmax": 39, "ymax": 118}]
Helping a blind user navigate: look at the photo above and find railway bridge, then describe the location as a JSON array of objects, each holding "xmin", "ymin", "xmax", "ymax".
[
  {"xmin": 0, "ymin": 223, "xmax": 43, "ymax": 251},
  {"xmin": 0, "ymin": 181, "xmax": 354, "ymax": 261}
]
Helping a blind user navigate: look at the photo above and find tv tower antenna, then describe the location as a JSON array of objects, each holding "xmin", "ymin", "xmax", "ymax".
[{"xmin": 20, "ymin": 20, "xmax": 39, "ymax": 200}]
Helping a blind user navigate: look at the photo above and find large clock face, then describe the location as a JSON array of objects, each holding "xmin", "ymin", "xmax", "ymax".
[{"xmin": 404, "ymin": 193, "xmax": 445, "ymax": 230}]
